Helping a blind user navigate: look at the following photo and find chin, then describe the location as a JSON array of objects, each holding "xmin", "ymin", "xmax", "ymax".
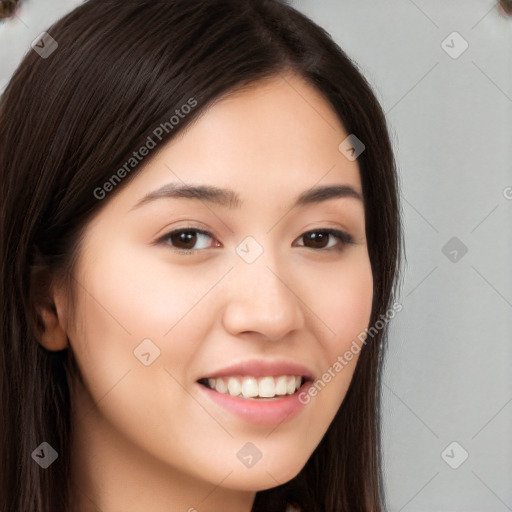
[{"xmin": 220, "ymin": 460, "xmax": 306, "ymax": 492}]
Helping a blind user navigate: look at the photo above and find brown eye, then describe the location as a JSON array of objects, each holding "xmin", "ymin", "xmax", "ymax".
[
  {"xmin": 302, "ymin": 231, "xmax": 330, "ymax": 249},
  {"xmin": 171, "ymin": 231, "xmax": 197, "ymax": 249},
  {"xmin": 297, "ymin": 229, "xmax": 354, "ymax": 250},
  {"xmin": 160, "ymin": 229, "xmax": 219, "ymax": 252}
]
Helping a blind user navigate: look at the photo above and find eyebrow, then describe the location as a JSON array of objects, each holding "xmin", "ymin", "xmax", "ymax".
[{"xmin": 130, "ymin": 182, "xmax": 363, "ymax": 211}]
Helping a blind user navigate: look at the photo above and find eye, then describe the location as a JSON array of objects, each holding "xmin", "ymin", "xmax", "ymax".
[
  {"xmin": 159, "ymin": 228, "xmax": 221, "ymax": 253},
  {"xmin": 157, "ymin": 226, "xmax": 355, "ymax": 254},
  {"xmin": 294, "ymin": 229, "xmax": 355, "ymax": 251}
]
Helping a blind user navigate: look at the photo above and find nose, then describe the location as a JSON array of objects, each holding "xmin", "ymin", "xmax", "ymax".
[{"xmin": 221, "ymin": 257, "xmax": 306, "ymax": 341}]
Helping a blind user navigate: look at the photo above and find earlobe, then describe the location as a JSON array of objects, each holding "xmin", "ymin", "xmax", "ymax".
[{"xmin": 37, "ymin": 306, "xmax": 69, "ymax": 351}]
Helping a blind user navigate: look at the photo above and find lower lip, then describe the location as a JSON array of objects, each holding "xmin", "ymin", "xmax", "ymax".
[{"xmin": 197, "ymin": 382, "xmax": 309, "ymax": 426}]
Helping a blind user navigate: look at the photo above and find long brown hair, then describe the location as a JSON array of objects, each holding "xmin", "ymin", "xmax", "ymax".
[{"xmin": 0, "ymin": 1, "xmax": 402, "ymax": 510}]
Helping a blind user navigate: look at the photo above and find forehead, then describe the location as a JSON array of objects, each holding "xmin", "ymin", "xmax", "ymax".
[{"xmin": 103, "ymin": 72, "xmax": 363, "ymax": 213}]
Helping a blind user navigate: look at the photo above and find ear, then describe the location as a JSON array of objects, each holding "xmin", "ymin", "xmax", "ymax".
[
  {"xmin": 31, "ymin": 262, "xmax": 69, "ymax": 351},
  {"xmin": 37, "ymin": 301, "xmax": 69, "ymax": 351}
]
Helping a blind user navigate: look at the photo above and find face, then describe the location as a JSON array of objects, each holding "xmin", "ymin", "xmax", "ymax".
[{"xmin": 62, "ymin": 72, "xmax": 373, "ymax": 502}]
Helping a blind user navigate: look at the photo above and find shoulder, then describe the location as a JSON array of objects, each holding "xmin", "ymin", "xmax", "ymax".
[{"xmin": 285, "ymin": 502, "xmax": 303, "ymax": 512}]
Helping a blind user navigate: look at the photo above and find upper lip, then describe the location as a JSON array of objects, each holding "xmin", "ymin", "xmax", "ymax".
[{"xmin": 198, "ymin": 359, "xmax": 315, "ymax": 381}]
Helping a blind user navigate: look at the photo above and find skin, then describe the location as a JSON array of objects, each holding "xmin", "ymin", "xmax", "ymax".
[{"xmin": 39, "ymin": 72, "xmax": 373, "ymax": 512}]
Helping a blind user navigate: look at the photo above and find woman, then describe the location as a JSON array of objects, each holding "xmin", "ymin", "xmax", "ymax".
[{"xmin": 0, "ymin": 1, "xmax": 402, "ymax": 510}]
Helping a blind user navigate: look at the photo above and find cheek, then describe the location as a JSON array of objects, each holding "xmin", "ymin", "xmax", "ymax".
[
  {"xmin": 75, "ymin": 239, "xmax": 216, "ymax": 342},
  {"xmin": 300, "ymin": 252, "xmax": 373, "ymax": 412},
  {"xmin": 67, "ymin": 239, "xmax": 226, "ymax": 405},
  {"xmin": 314, "ymin": 252, "xmax": 373, "ymax": 352},
  {"xmin": 66, "ymin": 247, "xmax": 224, "ymax": 471}
]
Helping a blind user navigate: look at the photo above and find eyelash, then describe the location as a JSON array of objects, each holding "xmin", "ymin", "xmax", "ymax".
[{"xmin": 157, "ymin": 227, "xmax": 355, "ymax": 254}]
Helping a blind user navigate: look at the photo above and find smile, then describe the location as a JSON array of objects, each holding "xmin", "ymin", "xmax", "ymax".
[{"xmin": 198, "ymin": 375, "xmax": 303, "ymax": 400}]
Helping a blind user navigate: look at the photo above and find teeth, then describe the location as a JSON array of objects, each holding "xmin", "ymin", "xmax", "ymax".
[
  {"xmin": 275, "ymin": 375, "xmax": 288, "ymax": 396},
  {"xmin": 286, "ymin": 376, "xmax": 296, "ymax": 394},
  {"xmin": 241, "ymin": 377, "xmax": 258, "ymax": 398},
  {"xmin": 214, "ymin": 378, "xmax": 227, "ymax": 394},
  {"xmin": 227, "ymin": 377, "xmax": 242, "ymax": 396},
  {"xmin": 258, "ymin": 376, "xmax": 275, "ymax": 398},
  {"xmin": 204, "ymin": 375, "xmax": 303, "ymax": 399}
]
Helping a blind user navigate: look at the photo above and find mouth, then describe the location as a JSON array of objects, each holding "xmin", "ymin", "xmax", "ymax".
[
  {"xmin": 197, "ymin": 375, "xmax": 307, "ymax": 400},
  {"xmin": 196, "ymin": 365, "xmax": 314, "ymax": 425}
]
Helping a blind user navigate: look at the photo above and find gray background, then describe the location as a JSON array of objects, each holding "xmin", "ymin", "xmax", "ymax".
[{"xmin": 1, "ymin": 1, "xmax": 511, "ymax": 510}]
